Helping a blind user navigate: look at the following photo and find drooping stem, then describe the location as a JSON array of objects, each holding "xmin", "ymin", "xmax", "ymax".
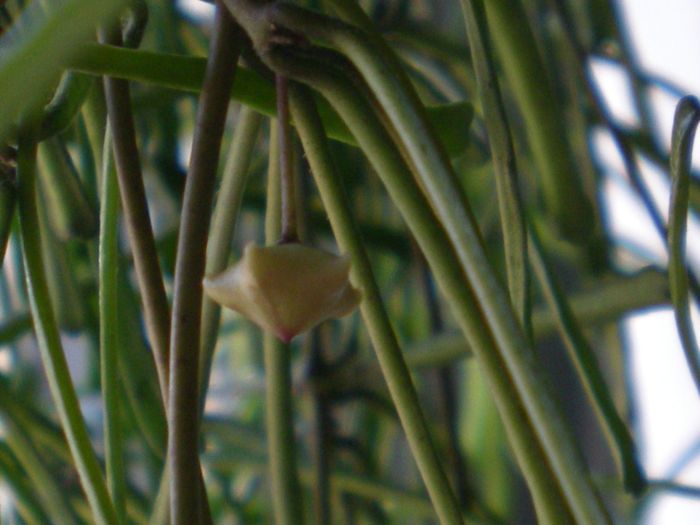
[
  {"xmin": 284, "ymin": 57, "xmax": 579, "ymax": 521},
  {"xmin": 276, "ymin": 74, "xmax": 298, "ymax": 243},
  {"xmin": 229, "ymin": 5, "xmax": 608, "ymax": 520},
  {"xmin": 0, "ymin": 149, "xmax": 16, "ymax": 266},
  {"xmin": 480, "ymin": 0, "xmax": 594, "ymax": 242},
  {"xmin": 668, "ymin": 96, "xmax": 700, "ymax": 397},
  {"xmin": 288, "ymin": 84, "xmax": 468, "ymax": 525},
  {"xmin": 261, "ymin": 118, "xmax": 305, "ymax": 524},
  {"xmin": 167, "ymin": 3, "xmax": 240, "ymax": 524},
  {"xmin": 99, "ymin": 23, "xmax": 171, "ymax": 403},
  {"xmin": 529, "ymin": 227, "xmax": 645, "ymax": 494},
  {"xmin": 458, "ymin": 0, "xmax": 530, "ymax": 334},
  {"xmin": 17, "ymin": 128, "xmax": 118, "ymax": 525},
  {"xmin": 99, "ymin": 127, "xmax": 127, "ymax": 520},
  {"xmin": 263, "ymin": 334, "xmax": 304, "ymax": 524},
  {"xmin": 199, "ymin": 106, "xmax": 262, "ymax": 408},
  {"xmin": 0, "ymin": 387, "xmax": 78, "ymax": 525}
]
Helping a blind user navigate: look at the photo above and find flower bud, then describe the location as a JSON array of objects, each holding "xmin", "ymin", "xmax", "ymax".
[{"xmin": 203, "ymin": 242, "xmax": 361, "ymax": 342}]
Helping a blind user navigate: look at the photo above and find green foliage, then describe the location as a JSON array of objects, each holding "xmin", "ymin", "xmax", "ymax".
[{"xmin": 0, "ymin": 0, "xmax": 697, "ymax": 524}]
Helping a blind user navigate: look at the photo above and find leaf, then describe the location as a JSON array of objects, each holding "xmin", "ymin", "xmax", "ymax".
[{"xmin": 66, "ymin": 44, "xmax": 473, "ymax": 157}]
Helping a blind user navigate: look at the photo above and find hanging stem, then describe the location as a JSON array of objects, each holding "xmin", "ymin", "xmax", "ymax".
[
  {"xmin": 262, "ymin": 117, "xmax": 305, "ymax": 524},
  {"xmin": 288, "ymin": 84, "xmax": 469, "ymax": 525},
  {"xmin": 17, "ymin": 129, "xmax": 118, "ymax": 525},
  {"xmin": 167, "ymin": 3, "xmax": 240, "ymax": 524},
  {"xmin": 668, "ymin": 96, "xmax": 700, "ymax": 397},
  {"xmin": 0, "ymin": 387, "xmax": 78, "ymax": 525},
  {"xmin": 99, "ymin": 23, "xmax": 171, "ymax": 403},
  {"xmin": 529, "ymin": 227, "xmax": 646, "ymax": 494},
  {"xmin": 276, "ymin": 74, "xmax": 298, "ymax": 243},
  {"xmin": 99, "ymin": 127, "xmax": 127, "ymax": 520},
  {"xmin": 458, "ymin": 0, "xmax": 530, "ymax": 335},
  {"xmin": 199, "ymin": 107, "xmax": 262, "ymax": 407},
  {"xmin": 284, "ymin": 58, "xmax": 577, "ymax": 522},
  {"xmin": 223, "ymin": 4, "xmax": 608, "ymax": 521}
]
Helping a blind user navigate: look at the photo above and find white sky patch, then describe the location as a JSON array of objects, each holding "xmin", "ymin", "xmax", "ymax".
[
  {"xmin": 608, "ymin": 0, "xmax": 700, "ymax": 522},
  {"xmin": 178, "ymin": 0, "xmax": 214, "ymax": 23}
]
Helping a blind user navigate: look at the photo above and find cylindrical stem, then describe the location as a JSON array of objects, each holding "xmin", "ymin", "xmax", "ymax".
[
  {"xmin": 99, "ymin": 24, "xmax": 171, "ymax": 403},
  {"xmin": 276, "ymin": 74, "xmax": 298, "ymax": 243},
  {"xmin": 262, "ymin": 116, "xmax": 305, "ymax": 524},
  {"xmin": 167, "ymin": 4, "xmax": 240, "ymax": 524}
]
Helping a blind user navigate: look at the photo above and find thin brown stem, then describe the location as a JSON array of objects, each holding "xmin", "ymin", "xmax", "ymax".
[
  {"xmin": 98, "ymin": 24, "xmax": 171, "ymax": 404},
  {"xmin": 276, "ymin": 74, "xmax": 298, "ymax": 243},
  {"xmin": 167, "ymin": 4, "xmax": 241, "ymax": 524}
]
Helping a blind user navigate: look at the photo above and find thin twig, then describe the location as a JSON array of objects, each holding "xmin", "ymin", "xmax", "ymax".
[
  {"xmin": 167, "ymin": 3, "xmax": 240, "ymax": 524},
  {"xmin": 199, "ymin": 107, "xmax": 262, "ymax": 408},
  {"xmin": 288, "ymin": 83, "xmax": 468, "ymax": 525},
  {"xmin": 458, "ymin": 0, "xmax": 530, "ymax": 336},
  {"xmin": 99, "ymin": 127, "xmax": 127, "ymax": 520},
  {"xmin": 99, "ymin": 24, "xmax": 171, "ymax": 403},
  {"xmin": 261, "ymin": 116, "xmax": 305, "ymax": 524},
  {"xmin": 17, "ymin": 127, "xmax": 118, "ymax": 525},
  {"xmin": 276, "ymin": 74, "xmax": 299, "ymax": 243},
  {"xmin": 668, "ymin": 97, "xmax": 700, "ymax": 397}
]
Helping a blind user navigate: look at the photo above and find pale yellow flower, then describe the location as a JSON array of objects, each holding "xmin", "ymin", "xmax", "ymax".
[{"xmin": 203, "ymin": 242, "xmax": 361, "ymax": 342}]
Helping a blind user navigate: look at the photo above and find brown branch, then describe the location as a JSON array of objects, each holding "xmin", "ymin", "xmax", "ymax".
[{"xmin": 167, "ymin": 3, "xmax": 241, "ymax": 524}]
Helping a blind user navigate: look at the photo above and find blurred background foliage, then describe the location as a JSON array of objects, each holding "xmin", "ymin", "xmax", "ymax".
[{"xmin": 0, "ymin": 0, "xmax": 697, "ymax": 523}]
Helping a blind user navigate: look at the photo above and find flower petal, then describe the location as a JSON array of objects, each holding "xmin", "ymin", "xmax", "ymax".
[{"xmin": 203, "ymin": 242, "xmax": 361, "ymax": 341}]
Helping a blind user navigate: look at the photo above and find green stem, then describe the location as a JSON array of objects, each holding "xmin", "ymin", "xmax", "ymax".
[
  {"xmin": 458, "ymin": 0, "xmax": 529, "ymax": 333},
  {"xmin": 290, "ymin": 84, "xmax": 466, "ymax": 525},
  {"xmin": 37, "ymin": 137, "xmax": 98, "ymax": 240},
  {"xmin": 39, "ymin": 72, "xmax": 94, "ymax": 140},
  {"xmin": 167, "ymin": 4, "xmax": 240, "ymax": 523},
  {"xmin": 199, "ymin": 106, "xmax": 262, "ymax": 408},
  {"xmin": 482, "ymin": 0, "xmax": 594, "ymax": 242},
  {"xmin": 262, "ymin": 115, "xmax": 304, "ymax": 524},
  {"xmin": 248, "ymin": 7, "xmax": 608, "ymax": 521},
  {"xmin": 276, "ymin": 74, "xmax": 299, "ymax": 243},
  {"xmin": 529, "ymin": 227, "xmax": 645, "ymax": 494},
  {"xmin": 16, "ymin": 130, "xmax": 118, "ymax": 525},
  {"xmin": 0, "ymin": 442, "xmax": 51, "ymax": 525},
  {"xmin": 0, "ymin": 152, "xmax": 16, "ymax": 266},
  {"xmin": 36, "ymin": 197, "xmax": 85, "ymax": 332},
  {"xmin": 308, "ymin": 331, "xmax": 332, "ymax": 525},
  {"xmin": 99, "ymin": 127, "xmax": 127, "ymax": 520},
  {"xmin": 0, "ymin": 391, "xmax": 78, "ymax": 525},
  {"xmin": 668, "ymin": 96, "xmax": 700, "ymax": 396},
  {"xmin": 99, "ymin": 24, "xmax": 171, "ymax": 402},
  {"xmin": 263, "ymin": 335, "xmax": 304, "ymax": 524},
  {"xmin": 82, "ymin": 83, "xmax": 108, "ymax": 180}
]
